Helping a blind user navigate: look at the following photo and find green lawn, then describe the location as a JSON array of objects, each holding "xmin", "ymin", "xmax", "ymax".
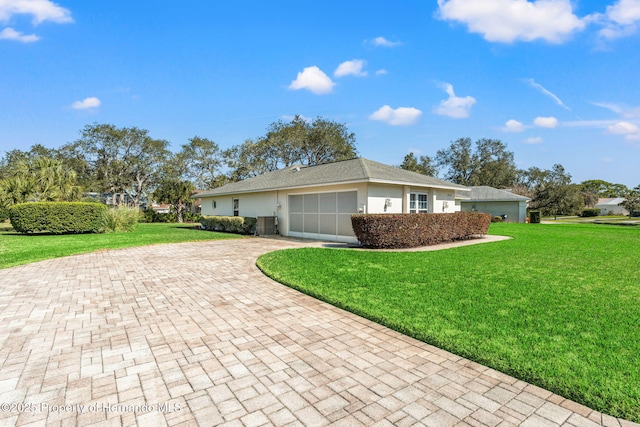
[
  {"xmin": 0, "ymin": 222, "xmax": 241, "ymax": 269},
  {"xmin": 257, "ymin": 223, "xmax": 640, "ymax": 422}
]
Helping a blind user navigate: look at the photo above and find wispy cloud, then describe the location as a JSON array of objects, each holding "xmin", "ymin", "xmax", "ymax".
[
  {"xmin": 334, "ymin": 59, "xmax": 367, "ymax": 78},
  {"xmin": 71, "ymin": 97, "xmax": 101, "ymax": 110},
  {"xmin": 375, "ymin": 69, "xmax": 388, "ymax": 76},
  {"xmin": 433, "ymin": 83, "xmax": 476, "ymax": 119},
  {"xmin": 526, "ymin": 79, "xmax": 571, "ymax": 110},
  {"xmin": 523, "ymin": 137, "xmax": 543, "ymax": 144},
  {"xmin": 436, "ymin": 0, "xmax": 588, "ymax": 44},
  {"xmin": 370, "ymin": 36, "xmax": 401, "ymax": 47},
  {"xmin": 370, "ymin": 105, "xmax": 422, "ymax": 126},
  {"xmin": 288, "ymin": 66, "xmax": 335, "ymax": 95},
  {"xmin": 592, "ymin": 102, "xmax": 640, "ymax": 119},
  {"xmin": 0, "ymin": 27, "xmax": 39, "ymax": 43}
]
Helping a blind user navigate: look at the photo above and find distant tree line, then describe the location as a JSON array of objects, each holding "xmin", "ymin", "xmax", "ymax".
[
  {"xmin": 400, "ymin": 137, "xmax": 639, "ymax": 217},
  {"xmin": 1, "ymin": 118, "xmax": 638, "ymax": 221}
]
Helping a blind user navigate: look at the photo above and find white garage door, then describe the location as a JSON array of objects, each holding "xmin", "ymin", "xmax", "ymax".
[{"xmin": 288, "ymin": 191, "xmax": 358, "ymax": 242}]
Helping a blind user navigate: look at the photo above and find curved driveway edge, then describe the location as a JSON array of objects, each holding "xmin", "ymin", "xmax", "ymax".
[{"xmin": 0, "ymin": 238, "xmax": 636, "ymax": 426}]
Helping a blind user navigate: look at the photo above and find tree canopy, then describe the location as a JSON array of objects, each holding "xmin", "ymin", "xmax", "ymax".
[
  {"xmin": 399, "ymin": 153, "xmax": 438, "ymax": 177},
  {"xmin": 225, "ymin": 115, "xmax": 357, "ymax": 181},
  {"xmin": 435, "ymin": 138, "xmax": 517, "ymax": 188}
]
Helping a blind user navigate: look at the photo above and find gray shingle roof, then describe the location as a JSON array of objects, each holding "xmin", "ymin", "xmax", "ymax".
[
  {"xmin": 197, "ymin": 158, "xmax": 469, "ymax": 197},
  {"xmin": 466, "ymin": 186, "xmax": 530, "ymax": 202}
]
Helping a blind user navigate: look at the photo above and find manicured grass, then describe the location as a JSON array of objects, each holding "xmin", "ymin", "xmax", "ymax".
[
  {"xmin": 0, "ymin": 222, "xmax": 242, "ymax": 269},
  {"xmin": 257, "ymin": 223, "xmax": 640, "ymax": 422}
]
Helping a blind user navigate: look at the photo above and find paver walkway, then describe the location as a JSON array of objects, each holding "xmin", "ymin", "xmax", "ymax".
[{"xmin": 0, "ymin": 238, "xmax": 637, "ymax": 427}]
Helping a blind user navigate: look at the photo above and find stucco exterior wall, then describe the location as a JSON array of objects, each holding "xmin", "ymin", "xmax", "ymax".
[
  {"xmin": 429, "ymin": 189, "xmax": 459, "ymax": 213},
  {"xmin": 461, "ymin": 200, "xmax": 527, "ymax": 222},
  {"xmin": 200, "ymin": 191, "xmax": 278, "ymax": 218},
  {"xmin": 366, "ymin": 183, "xmax": 404, "ymax": 214}
]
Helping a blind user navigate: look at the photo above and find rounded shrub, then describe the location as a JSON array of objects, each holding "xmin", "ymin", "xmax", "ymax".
[
  {"xmin": 529, "ymin": 211, "xmax": 541, "ymax": 224},
  {"xmin": 9, "ymin": 202, "xmax": 107, "ymax": 234}
]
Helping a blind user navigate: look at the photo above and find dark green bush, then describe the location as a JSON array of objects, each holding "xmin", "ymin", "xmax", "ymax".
[
  {"xmin": 140, "ymin": 209, "xmax": 202, "ymax": 223},
  {"xmin": 351, "ymin": 212, "xmax": 491, "ymax": 249},
  {"xmin": 0, "ymin": 207, "xmax": 9, "ymax": 222},
  {"xmin": 529, "ymin": 211, "xmax": 541, "ymax": 224},
  {"xmin": 9, "ymin": 202, "xmax": 107, "ymax": 234},
  {"xmin": 182, "ymin": 211, "xmax": 202, "ymax": 223},
  {"xmin": 200, "ymin": 215, "xmax": 257, "ymax": 235},
  {"xmin": 580, "ymin": 208, "xmax": 600, "ymax": 217}
]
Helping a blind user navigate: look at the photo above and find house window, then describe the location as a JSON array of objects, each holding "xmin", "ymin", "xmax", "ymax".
[
  {"xmin": 410, "ymin": 193, "xmax": 428, "ymax": 213},
  {"xmin": 232, "ymin": 198, "xmax": 239, "ymax": 216}
]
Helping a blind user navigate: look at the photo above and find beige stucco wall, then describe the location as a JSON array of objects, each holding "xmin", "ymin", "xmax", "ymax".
[
  {"xmin": 366, "ymin": 183, "xmax": 404, "ymax": 214},
  {"xmin": 200, "ymin": 191, "xmax": 278, "ymax": 218}
]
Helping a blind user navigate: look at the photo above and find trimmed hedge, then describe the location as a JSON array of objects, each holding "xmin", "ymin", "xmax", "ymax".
[
  {"xmin": 200, "ymin": 215, "xmax": 257, "ymax": 235},
  {"xmin": 351, "ymin": 212, "xmax": 491, "ymax": 249},
  {"xmin": 580, "ymin": 208, "xmax": 600, "ymax": 217},
  {"xmin": 9, "ymin": 202, "xmax": 107, "ymax": 234}
]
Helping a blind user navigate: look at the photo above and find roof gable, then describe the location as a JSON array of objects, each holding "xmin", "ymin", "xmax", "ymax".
[{"xmin": 197, "ymin": 158, "xmax": 469, "ymax": 197}]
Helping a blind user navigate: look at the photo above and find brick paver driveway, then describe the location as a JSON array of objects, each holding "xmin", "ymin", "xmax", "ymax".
[{"xmin": 0, "ymin": 238, "xmax": 636, "ymax": 426}]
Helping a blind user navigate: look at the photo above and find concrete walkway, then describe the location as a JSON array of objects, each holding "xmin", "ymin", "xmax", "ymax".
[{"xmin": 0, "ymin": 237, "xmax": 637, "ymax": 426}]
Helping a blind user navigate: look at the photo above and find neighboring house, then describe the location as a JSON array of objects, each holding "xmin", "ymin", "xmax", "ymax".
[
  {"xmin": 595, "ymin": 198, "xmax": 628, "ymax": 216},
  {"xmin": 197, "ymin": 158, "xmax": 470, "ymax": 242},
  {"xmin": 150, "ymin": 203, "xmax": 171, "ymax": 214},
  {"xmin": 460, "ymin": 186, "xmax": 530, "ymax": 223}
]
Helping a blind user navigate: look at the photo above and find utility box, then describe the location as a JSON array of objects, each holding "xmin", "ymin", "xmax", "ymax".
[{"xmin": 257, "ymin": 216, "xmax": 277, "ymax": 235}]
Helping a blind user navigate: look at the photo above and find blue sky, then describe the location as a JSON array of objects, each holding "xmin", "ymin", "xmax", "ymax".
[{"xmin": 1, "ymin": 0, "xmax": 639, "ymax": 187}]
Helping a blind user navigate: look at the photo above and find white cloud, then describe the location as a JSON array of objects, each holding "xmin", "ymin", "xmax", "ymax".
[
  {"xmin": 598, "ymin": 0, "xmax": 640, "ymax": 39},
  {"xmin": 436, "ymin": 0, "xmax": 587, "ymax": 43},
  {"xmin": 608, "ymin": 121, "xmax": 640, "ymax": 140},
  {"xmin": 502, "ymin": 119, "xmax": 526, "ymax": 132},
  {"xmin": 334, "ymin": 59, "xmax": 367, "ymax": 77},
  {"xmin": 375, "ymin": 69, "xmax": 388, "ymax": 76},
  {"xmin": 434, "ymin": 83, "xmax": 476, "ymax": 119},
  {"xmin": 71, "ymin": 97, "xmax": 101, "ymax": 110},
  {"xmin": 371, "ymin": 36, "xmax": 401, "ymax": 47},
  {"xmin": 534, "ymin": 116, "xmax": 559, "ymax": 128},
  {"xmin": 523, "ymin": 136, "xmax": 543, "ymax": 144},
  {"xmin": 288, "ymin": 66, "xmax": 335, "ymax": 95},
  {"xmin": 0, "ymin": 27, "xmax": 38, "ymax": 42},
  {"xmin": 369, "ymin": 105, "xmax": 422, "ymax": 126},
  {"xmin": 526, "ymin": 79, "xmax": 570, "ymax": 110},
  {"xmin": 0, "ymin": 0, "xmax": 72, "ymax": 24}
]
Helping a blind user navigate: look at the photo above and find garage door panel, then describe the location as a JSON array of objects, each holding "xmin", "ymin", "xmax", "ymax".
[
  {"xmin": 319, "ymin": 193, "xmax": 337, "ymax": 213},
  {"xmin": 319, "ymin": 214, "xmax": 336, "ymax": 235},
  {"xmin": 290, "ymin": 213, "xmax": 303, "ymax": 232},
  {"xmin": 338, "ymin": 191, "xmax": 357, "ymax": 213},
  {"xmin": 303, "ymin": 214, "xmax": 319, "ymax": 233}
]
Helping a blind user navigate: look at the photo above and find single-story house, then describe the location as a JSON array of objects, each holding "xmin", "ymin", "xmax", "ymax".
[
  {"xmin": 460, "ymin": 186, "xmax": 530, "ymax": 223},
  {"xmin": 197, "ymin": 158, "xmax": 470, "ymax": 242},
  {"xmin": 595, "ymin": 198, "xmax": 628, "ymax": 216}
]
